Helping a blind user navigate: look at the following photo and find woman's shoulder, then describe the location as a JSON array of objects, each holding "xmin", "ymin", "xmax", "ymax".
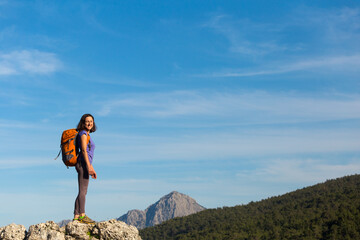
[{"xmin": 78, "ymin": 130, "xmax": 88, "ymax": 136}]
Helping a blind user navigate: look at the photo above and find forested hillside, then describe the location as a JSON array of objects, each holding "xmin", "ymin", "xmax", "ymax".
[{"xmin": 140, "ymin": 174, "xmax": 360, "ymax": 240}]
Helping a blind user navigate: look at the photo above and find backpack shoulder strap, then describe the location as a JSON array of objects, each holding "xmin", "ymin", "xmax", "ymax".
[{"xmin": 87, "ymin": 133, "xmax": 91, "ymax": 150}]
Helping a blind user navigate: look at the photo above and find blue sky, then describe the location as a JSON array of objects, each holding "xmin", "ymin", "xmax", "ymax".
[{"xmin": 1, "ymin": 0, "xmax": 360, "ymax": 228}]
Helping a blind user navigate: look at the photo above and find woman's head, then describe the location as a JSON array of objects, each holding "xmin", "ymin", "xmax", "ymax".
[{"xmin": 77, "ymin": 113, "xmax": 97, "ymax": 133}]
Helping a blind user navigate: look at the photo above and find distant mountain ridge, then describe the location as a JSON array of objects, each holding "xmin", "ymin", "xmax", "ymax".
[
  {"xmin": 118, "ymin": 191, "xmax": 206, "ymax": 229},
  {"xmin": 57, "ymin": 219, "xmax": 71, "ymax": 228}
]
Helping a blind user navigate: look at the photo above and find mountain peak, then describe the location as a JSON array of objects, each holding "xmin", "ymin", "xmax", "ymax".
[
  {"xmin": 160, "ymin": 191, "xmax": 190, "ymax": 201},
  {"xmin": 118, "ymin": 191, "xmax": 205, "ymax": 229},
  {"xmin": 167, "ymin": 190, "xmax": 181, "ymax": 196}
]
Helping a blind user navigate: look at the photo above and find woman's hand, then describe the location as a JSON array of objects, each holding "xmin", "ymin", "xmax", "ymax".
[{"xmin": 88, "ymin": 165, "xmax": 97, "ymax": 179}]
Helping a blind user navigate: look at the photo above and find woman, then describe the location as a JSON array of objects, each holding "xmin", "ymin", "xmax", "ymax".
[{"xmin": 73, "ymin": 113, "xmax": 97, "ymax": 224}]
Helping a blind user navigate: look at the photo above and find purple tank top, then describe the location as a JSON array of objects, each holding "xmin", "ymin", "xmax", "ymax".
[{"xmin": 77, "ymin": 130, "xmax": 95, "ymax": 164}]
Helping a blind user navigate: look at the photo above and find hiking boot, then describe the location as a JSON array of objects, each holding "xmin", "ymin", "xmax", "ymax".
[{"xmin": 79, "ymin": 215, "xmax": 95, "ymax": 224}]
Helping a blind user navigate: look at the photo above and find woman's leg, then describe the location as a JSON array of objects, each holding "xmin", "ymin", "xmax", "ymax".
[{"xmin": 74, "ymin": 160, "xmax": 89, "ymax": 217}]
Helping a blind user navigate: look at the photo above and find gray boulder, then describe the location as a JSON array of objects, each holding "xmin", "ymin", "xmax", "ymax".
[
  {"xmin": 26, "ymin": 221, "xmax": 65, "ymax": 240},
  {"xmin": 65, "ymin": 220, "xmax": 93, "ymax": 240},
  {"xmin": 94, "ymin": 219, "xmax": 141, "ymax": 240},
  {"xmin": 0, "ymin": 223, "xmax": 26, "ymax": 240}
]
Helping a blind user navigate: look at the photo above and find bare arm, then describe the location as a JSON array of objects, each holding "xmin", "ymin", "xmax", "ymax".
[{"xmin": 80, "ymin": 134, "xmax": 97, "ymax": 179}]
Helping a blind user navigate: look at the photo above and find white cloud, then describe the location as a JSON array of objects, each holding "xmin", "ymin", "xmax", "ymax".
[
  {"xmin": 97, "ymin": 91, "xmax": 218, "ymax": 117},
  {"xmin": 91, "ymin": 179, "xmax": 175, "ymax": 193},
  {"xmin": 0, "ymin": 64, "xmax": 16, "ymax": 75},
  {"xmin": 0, "ymin": 158, "xmax": 55, "ymax": 169},
  {"xmin": 206, "ymin": 7, "xmax": 360, "ymax": 57},
  {"xmin": 0, "ymin": 49, "xmax": 62, "ymax": 75},
  {"xmin": 294, "ymin": 7, "xmax": 360, "ymax": 42},
  {"xmin": 95, "ymin": 127, "xmax": 360, "ymax": 163},
  {"xmin": 198, "ymin": 54, "xmax": 360, "ymax": 77},
  {"xmin": 237, "ymin": 158, "xmax": 360, "ymax": 185},
  {"xmin": 97, "ymin": 91, "xmax": 360, "ymax": 123},
  {"xmin": 0, "ymin": 119, "xmax": 39, "ymax": 129},
  {"xmin": 204, "ymin": 14, "xmax": 286, "ymax": 56},
  {"xmin": 202, "ymin": 7, "xmax": 360, "ymax": 78}
]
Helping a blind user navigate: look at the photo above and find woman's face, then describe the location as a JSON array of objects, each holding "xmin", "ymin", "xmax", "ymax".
[{"xmin": 84, "ymin": 116, "xmax": 94, "ymax": 132}]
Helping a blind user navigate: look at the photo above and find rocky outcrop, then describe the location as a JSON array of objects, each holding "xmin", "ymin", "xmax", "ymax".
[
  {"xmin": 0, "ymin": 219, "xmax": 141, "ymax": 240},
  {"xmin": 0, "ymin": 224, "xmax": 26, "ymax": 240},
  {"xmin": 118, "ymin": 191, "xmax": 206, "ymax": 229},
  {"xmin": 26, "ymin": 221, "xmax": 65, "ymax": 240},
  {"xmin": 65, "ymin": 221, "xmax": 93, "ymax": 240},
  {"xmin": 94, "ymin": 219, "xmax": 141, "ymax": 240}
]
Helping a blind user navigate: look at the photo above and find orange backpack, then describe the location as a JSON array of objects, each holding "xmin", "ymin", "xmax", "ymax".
[{"xmin": 55, "ymin": 129, "xmax": 90, "ymax": 167}]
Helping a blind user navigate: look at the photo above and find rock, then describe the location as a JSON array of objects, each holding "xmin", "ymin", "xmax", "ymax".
[
  {"xmin": 26, "ymin": 221, "xmax": 64, "ymax": 240},
  {"xmin": 65, "ymin": 221, "xmax": 93, "ymax": 240},
  {"xmin": 0, "ymin": 223, "xmax": 26, "ymax": 240},
  {"xmin": 0, "ymin": 219, "xmax": 141, "ymax": 240},
  {"xmin": 64, "ymin": 236, "xmax": 76, "ymax": 240},
  {"xmin": 94, "ymin": 219, "xmax": 141, "ymax": 240},
  {"xmin": 59, "ymin": 226, "xmax": 65, "ymax": 234}
]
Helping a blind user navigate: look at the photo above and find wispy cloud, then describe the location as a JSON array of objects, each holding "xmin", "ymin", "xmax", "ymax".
[
  {"xmin": 0, "ymin": 119, "xmax": 38, "ymax": 129},
  {"xmin": 80, "ymin": 3, "xmax": 125, "ymax": 38},
  {"xmin": 95, "ymin": 127, "xmax": 360, "ymax": 163},
  {"xmin": 199, "ymin": 55, "xmax": 360, "ymax": 77},
  {"xmin": 205, "ymin": 7, "xmax": 360, "ymax": 58},
  {"xmin": 204, "ymin": 14, "xmax": 286, "ymax": 56},
  {"xmin": 0, "ymin": 158, "xmax": 55, "ymax": 169},
  {"xmin": 97, "ymin": 91, "xmax": 360, "ymax": 123},
  {"xmin": 97, "ymin": 91, "xmax": 217, "ymax": 117},
  {"xmin": 237, "ymin": 158, "xmax": 360, "ymax": 185},
  {"xmin": 202, "ymin": 7, "xmax": 360, "ymax": 79},
  {"xmin": 0, "ymin": 89, "xmax": 34, "ymax": 106},
  {"xmin": 0, "ymin": 49, "xmax": 62, "ymax": 75},
  {"xmin": 293, "ymin": 7, "xmax": 360, "ymax": 43}
]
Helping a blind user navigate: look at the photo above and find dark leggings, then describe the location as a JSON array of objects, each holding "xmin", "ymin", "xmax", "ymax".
[{"xmin": 74, "ymin": 160, "xmax": 89, "ymax": 215}]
